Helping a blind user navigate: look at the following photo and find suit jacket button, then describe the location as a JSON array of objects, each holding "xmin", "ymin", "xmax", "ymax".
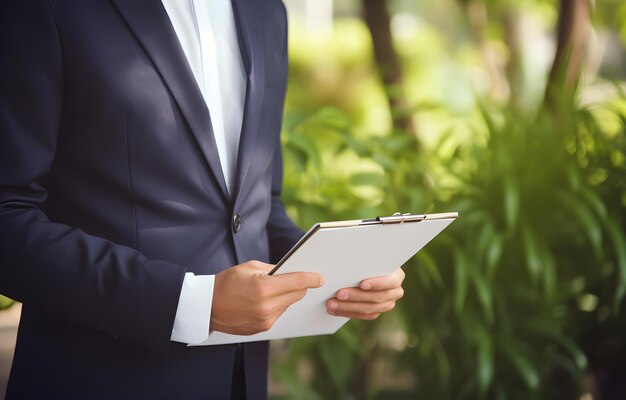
[{"xmin": 232, "ymin": 213, "xmax": 242, "ymax": 233}]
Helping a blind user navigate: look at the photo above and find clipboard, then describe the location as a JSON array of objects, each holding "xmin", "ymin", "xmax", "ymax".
[{"xmin": 191, "ymin": 212, "xmax": 458, "ymax": 346}]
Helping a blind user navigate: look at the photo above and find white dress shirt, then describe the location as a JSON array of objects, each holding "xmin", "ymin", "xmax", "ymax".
[{"xmin": 162, "ymin": 0, "xmax": 247, "ymax": 344}]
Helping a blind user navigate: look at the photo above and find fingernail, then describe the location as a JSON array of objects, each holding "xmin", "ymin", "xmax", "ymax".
[
  {"xmin": 362, "ymin": 282, "xmax": 372, "ymax": 290},
  {"xmin": 337, "ymin": 292, "xmax": 348, "ymax": 301},
  {"xmin": 328, "ymin": 301, "xmax": 337, "ymax": 310}
]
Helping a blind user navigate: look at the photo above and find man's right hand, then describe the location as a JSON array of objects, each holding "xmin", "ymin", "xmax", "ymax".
[{"xmin": 211, "ymin": 260, "xmax": 324, "ymax": 335}]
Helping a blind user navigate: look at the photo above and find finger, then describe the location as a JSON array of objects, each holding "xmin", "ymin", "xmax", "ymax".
[
  {"xmin": 255, "ymin": 289, "xmax": 309, "ymax": 322},
  {"xmin": 273, "ymin": 288, "xmax": 309, "ymax": 310},
  {"xmin": 326, "ymin": 299, "xmax": 396, "ymax": 317},
  {"xmin": 259, "ymin": 271, "xmax": 324, "ymax": 297},
  {"xmin": 330, "ymin": 312, "xmax": 381, "ymax": 321},
  {"xmin": 333, "ymin": 287, "xmax": 404, "ymax": 303},
  {"xmin": 360, "ymin": 268, "xmax": 405, "ymax": 291}
]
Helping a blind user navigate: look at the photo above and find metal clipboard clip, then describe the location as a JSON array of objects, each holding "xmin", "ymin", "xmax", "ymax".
[{"xmin": 378, "ymin": 212, "xmax": 427, "ymax": 225}]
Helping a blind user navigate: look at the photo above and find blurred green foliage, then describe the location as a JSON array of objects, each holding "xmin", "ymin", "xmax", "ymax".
[
  {"xmin": 273, "ymin": 94, "xmax": 626, "ymax": 400},
  {"xmin": 270, "ymin": 2, "xmax": 626, "ymax": 399},
  {"xmin": 0, "ymin": 295, "xmax": 13, "ymax": 310}
]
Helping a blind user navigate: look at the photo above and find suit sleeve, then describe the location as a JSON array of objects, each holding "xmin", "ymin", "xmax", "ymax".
[
  {"xmin": 267, "ymin": 142, "xmax": 305, "ymax": 264},
  {"xmin": 266, "ymin": 1, "xmax": 304, "ymax": 263},
  {"xmin": 0, "ymin": 1, "xmax": 186, "ymax": 354}
]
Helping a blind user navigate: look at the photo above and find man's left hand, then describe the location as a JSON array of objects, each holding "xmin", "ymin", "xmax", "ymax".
[{"xmin": 326, "ymin": 268, "xmax": 405, "ymax": 320}]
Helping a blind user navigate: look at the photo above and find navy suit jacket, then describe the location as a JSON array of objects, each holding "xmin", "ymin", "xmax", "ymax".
[{"xmin": 0, "ymin": 1, "xmax": 303, "ymax": 398}]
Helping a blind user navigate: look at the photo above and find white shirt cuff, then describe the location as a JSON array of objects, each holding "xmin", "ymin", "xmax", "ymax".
[{"xmin": 170, "ymin": 272, "xmax": 215, "ymax": 344}]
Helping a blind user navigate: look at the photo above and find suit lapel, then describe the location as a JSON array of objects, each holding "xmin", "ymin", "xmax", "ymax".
[
  {"xmin": 111, "ymin": 0, "xmax": 230, "ymax": 200},
  {"xmin": 231, "ymin": 0, "xmax": 266, "ymax": 202}
]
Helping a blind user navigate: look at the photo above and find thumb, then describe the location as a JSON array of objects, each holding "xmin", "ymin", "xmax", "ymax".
[{"xmin": 246, "ymin": 260, "xmax": 275, "ymax": 274}]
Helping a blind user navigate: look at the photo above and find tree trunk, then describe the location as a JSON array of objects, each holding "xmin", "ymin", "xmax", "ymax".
[
  {"xmin": 544, "ymin": 0, "xmax": 591, "ymax": 105},
  {"xmin": 362, "ymin": 0, "xmax": 416, "ymax": 138},
  {"xmin": 503, "ymin": 7, "xmax": 523, "ymax": 106},
  {"xmin": 463, "ymin": 0, "xmax": 509, "ymax": 102}
]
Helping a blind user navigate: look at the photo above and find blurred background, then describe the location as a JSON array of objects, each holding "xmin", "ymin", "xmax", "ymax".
[
  {"xmin": 2, "ymin": 0, "xmax": 626, "ymax": 399},
  {"xmin": 268, "ymin": 0, "xmax": 626, "ymax": 398}
]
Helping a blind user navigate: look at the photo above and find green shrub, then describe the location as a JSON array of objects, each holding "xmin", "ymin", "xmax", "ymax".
[{"xmin": 272, "ymin": 93, "xmax": 626, "ymax": 399}]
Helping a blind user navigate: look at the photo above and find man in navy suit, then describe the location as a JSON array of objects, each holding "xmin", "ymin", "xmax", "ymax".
[{"xmin": 0, "ymin": 1, "xmax": 405, "ymax": 398}]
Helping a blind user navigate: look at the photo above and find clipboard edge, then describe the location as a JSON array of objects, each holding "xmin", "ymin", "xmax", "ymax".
[
  {"xmin": 269, "ymin": 223, "xmax": 321, "ymax": 275},
  {"xmin": 269, "ymin": 211, "xmax": 458, "ymax": 275},
  {"xmin": 424, "ymin": 212, "xmax": 459, "ymax": 220}
]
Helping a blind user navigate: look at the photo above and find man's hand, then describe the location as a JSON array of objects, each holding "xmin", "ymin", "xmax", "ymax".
[
  {"xmin": 326, "ymin": 268, "xmax": 405, "ymax": 320},
  {"xmin": 211, "ymin": 260, "xmax": 324, "ymax": 335}
]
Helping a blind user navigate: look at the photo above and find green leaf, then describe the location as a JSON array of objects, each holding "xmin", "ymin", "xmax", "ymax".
[
  {"xmin": 479, "ymin": 103, "xmax": 498, "ymax": 137},
  {"xmin": 555, "ymin": 191, "xmax": 603, "ymax": 258},
  {"xmin": 416, "ymin": 251, "xmax": 444, "ymax": 288},
  {"xmin": 606, "ymin": 220, "xmax": 626, "ymax": 308},
  {"xmin": 382, "ymin": 134, "xmax": 412, "ymax": 153},
  {"xmin": 542, "ymin": 257, "xmax": 557, "ymax": 299},
  {"xmin": 348, "ymin": 173, "xmax": 387, "ymax": 188},
  {"xmin": 580, "ymin": 186, "xmax": 608, "ymax": 219},
  {"xmin": 521, "ymin": 224, "xmax": 541, "ymax": 280},
  {"xmin": 287, "ymin": 337, "xmax": 322, "ymax": 362},
  {"xmin": 486, "ymin": 235, "xmax": 504, "ymax": 279},
  {"xmin": 504, "ymin": 178, "xmax": 519, "ymax": 233},
  {"xmin": 282, "ymin": 111, "xmax": 311, "ymax": 133},
  {"xmin": 284, "ymin": 145, "xmax": 308, "ymax": 173},
  {"xmin": 526, "ymin": 319, "xmax": 587, "ymax": 369},
  {"xmin": 472, "ymin": 273, "xmax": 494, "ymax": 324},
  {"xmin": 271, "ymin": 365, "xmax": 322, "ymax": 400},
  {"xmin": 476, "ymin": 329, "xmax": 494, "ymax": 397},
  {"xmin": 557, "ymin": 336, "xmax": 588, "ymax": 370},
  {"xmin": 372, "ymin": 152, "xmax": 398, "ymax": 171},
  {"xmin": 313, "ymin": 107, "xmax": 353, "ymax": 131},
  {"xmin": 0, "ymin": 295, "xmax": 15, "ymax": 310},
  {"xmin": 494, "ymin": 384, "xmax": 508, "ymax": 400},
  {"xmin": 502, "ymin": 342, "xmax": 540, "ymax": 390},
  {"xmin": 336, "ymin": 326, "xmax": 367, "ymax": 357},
  {"xmin": 318, "ymin": 339, "xmax": 353, "ymax": 394},
  {"xmin": 287, "ymin": 132, "xmax": 322, "ymax": 170},
  {"xmin": 454, "ymin": 249, "xmax": 469, "ymax": 314},
  {"xmin": 432, "ymin": 334, "xmax": 451, "ymax": 382},
  {"xmin": 338, "ymin": 131, "xmax": 369, "ymax": 157}
]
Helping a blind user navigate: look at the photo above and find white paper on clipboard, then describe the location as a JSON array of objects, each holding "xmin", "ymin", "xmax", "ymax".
[{"xmin": 191, "ymin": 212, "xmax": 458, "ymax": 346}]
